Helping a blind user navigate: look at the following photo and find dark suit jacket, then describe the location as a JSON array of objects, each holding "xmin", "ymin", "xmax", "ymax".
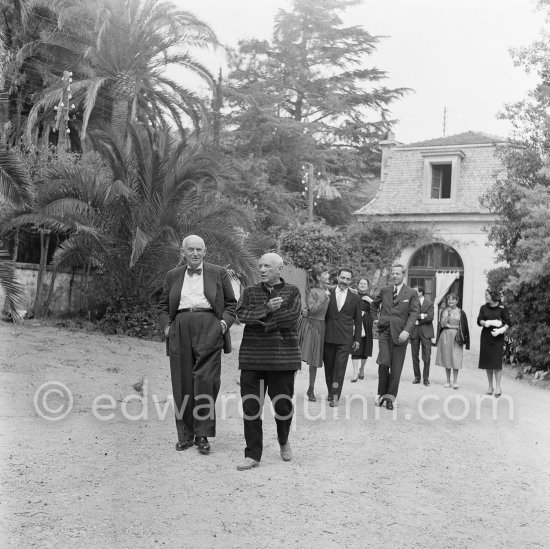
[
  {"xmin": 409, "ymin": 297, "xmax": 435, "ymax": 339},
  {"xmin": 324, "ymin": 288, "xmax": 362, "ymax": 346},
  {"xmin": 372, "ymin": 284, "xmax": 420, "ymax": 345},
  {"xmin": 158, "ymin": 262, "xmax": 237, "ymax": 354}
]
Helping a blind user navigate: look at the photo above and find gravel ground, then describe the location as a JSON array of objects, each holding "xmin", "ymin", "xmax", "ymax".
[{"xmin": 1, "ymin": 320, "xmax": 549, "ymax": 548}]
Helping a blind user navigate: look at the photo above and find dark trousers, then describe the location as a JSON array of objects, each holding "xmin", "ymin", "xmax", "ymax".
[
  {"xmin": 323, "ymin": 342, "xmax": 351, "ymax": 400},
  {"xmin": 168, "ymin": 311, "xmax": 223, "ymax": 442},
  {"xmin": 376, "ymin": 329, "xmax": 407, "ymax": 398},
  {"xmin": 240, "ymin": 370, "xmax": 295, "ymax": 462},
  {"xmin": 410, "ymin": 335, "xmax": 432, "ymax": 380}
]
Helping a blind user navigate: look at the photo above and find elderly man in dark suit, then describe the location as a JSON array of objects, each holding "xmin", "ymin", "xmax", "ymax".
[
  {"xmin": 159, "ymin": 235, "xmax": 236, "ymax": 455},
  {"xmin": 323, "ymin": 268, "xmax": 362, "ymax": 407},
  {"xmin": 409, "ymin": 285, "xmax": 435, "ymax": 386},
  {"xmin": 372, "ymin": 264, "xmax": 419, "ymax": 410}
]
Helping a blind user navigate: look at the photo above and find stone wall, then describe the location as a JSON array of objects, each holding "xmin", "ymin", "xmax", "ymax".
[{"xmin": 0, "ymin": 262, "xmax": 88, "ymax": 315}]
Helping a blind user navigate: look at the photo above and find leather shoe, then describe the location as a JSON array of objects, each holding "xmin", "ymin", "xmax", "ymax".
[
  {"xmin": 412, "ymin": 378, "xmax": 420, "ymax": 384},
  {"xmin": 280, "ymin": 441, "xmax": 292, "ymax": 462},
  {"xmin": 195, "ymin": 436, "xmax": 211, "ymax": 455},
  {"xmin": 423, "ymin": 379, "xmax": 430, "ymax": 386},
  {"xmin": 175, "ymin": 440, "xmax": 194, "ymax": 451},
  {"xmin": 385, "ymin": 400, "xmax": 394, "ymax": 410},
  {"xmin": 237, "ymin": 457, "xmax": 260, "ymax": 471}
]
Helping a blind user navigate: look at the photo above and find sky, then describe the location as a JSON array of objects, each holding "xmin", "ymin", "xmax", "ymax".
[{"xmin": 175, "ymin": 0, "xmax": 545, "ymax": 144}]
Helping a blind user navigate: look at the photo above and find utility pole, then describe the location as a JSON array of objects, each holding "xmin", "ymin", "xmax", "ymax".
[
  {"xmin": 301, "ymin": 162, "xmax": 315, "ymax": 222},
  {"xmin": 443, "ymin": 106, "xmax": 447, "ymax": 137}
]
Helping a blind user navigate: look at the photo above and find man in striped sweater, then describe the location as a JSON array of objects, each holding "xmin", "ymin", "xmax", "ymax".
[{"xmin": 236, "ymin": 253, "xmax": 302, "ymax": 471}]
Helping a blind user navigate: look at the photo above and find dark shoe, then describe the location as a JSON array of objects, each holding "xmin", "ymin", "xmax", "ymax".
[
  {"xmin": 351, "ymin": 377, "xmax": 358, "ymax": 383},
  {"xmin": 195, "ymin": 436, "xmax": 211, "ymax": 455},
  {"xmin": 386, "ymin": 400, "xmax": 394, "ymax": 410},
  {"xmin": 494, "ymin": 392, "xmax": 502, "ymax": 398},
  {"xmin": 412, "ymin": 378, "xmax": 421, "ymax": 384},
  {"xmin": 175, "ymin": 440, "xmax": 194, "ymax": 451},
  {"xmin": 423, "ymin": 379, "xmax": 430, "ymax": 386},
  {"xmin": 307, "ymin": 388, "xmax": 316, "ymax": 402},
  {"xmin": 358, "ymin": 374, "xmax": 365, "ymax": 380}
]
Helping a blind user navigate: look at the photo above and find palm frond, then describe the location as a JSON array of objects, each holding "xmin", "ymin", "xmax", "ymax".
[
  {"xmin": 0, "ymin": 262, "xmax": 25, "ymax": 323},
  {"xmin": 0, "ymin": 150, "xmax": 34, "ymax": 208}
]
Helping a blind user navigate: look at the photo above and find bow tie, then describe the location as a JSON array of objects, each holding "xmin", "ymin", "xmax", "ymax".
[{"xmin": 187, "ymin": 267, "xmax": 202, "ymax": 276}]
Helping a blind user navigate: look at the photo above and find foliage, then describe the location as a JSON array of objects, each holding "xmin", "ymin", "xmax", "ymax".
[
  {"xmin": 344, "ymin": 220, "xmax": 431, "ymax": 290},
  {"xmin": 280, "ymin": 219, "xmax": 429, "ymax": 287},
  {"xmin": 99, "ymin": 297, "xmax": 163, "ymax": 340},
  {"xmin": 44, "ymin": 123, "xmax": 259, "ymax": 308},
  {"xmin": 0, "ymin": 147, "xmax": 33, "ymax": 321},
  {"xmin": 482, "ymin": 6, "xmax": 550, "ymax": 369},
  {"xmin": 279, "ymin": 222, "xmax": 347, "ymax": 271},
  {"xmin": 223, "ymin": 0, "xmax": 407, "ymax": 227},
  {"xmin": 18, "ymin": 0, "xmax": 218, "ymax": 145}
]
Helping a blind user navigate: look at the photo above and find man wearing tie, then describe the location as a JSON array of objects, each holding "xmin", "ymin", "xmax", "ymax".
[
  {"xmin": 323, "ymin": 268, "xmax": 362, "ymax": 407},
  {"xmin": 159, "ymin": 235, "xmax": 237, "ymax": 454},
  {"xmin": 409, "ymin": 285, "xmax": 435, "ymax": 386},
  {"xmin": 372, "ymin": 264, "xmax": 419, "ymax": 409}
]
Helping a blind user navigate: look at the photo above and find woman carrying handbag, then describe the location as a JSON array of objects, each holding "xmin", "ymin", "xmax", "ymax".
[{"xmin": 435, "ymin": 293, "xmax": 470, "ymax": 389}]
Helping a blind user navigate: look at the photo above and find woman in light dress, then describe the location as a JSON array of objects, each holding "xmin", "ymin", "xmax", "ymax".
[
  {"xmin": 297, "ymin": 265, "xmax": 331, "ymax": 402},
  {"xmin": 435, "ymin": 293, "xmax": 470, "ymax": 388}
]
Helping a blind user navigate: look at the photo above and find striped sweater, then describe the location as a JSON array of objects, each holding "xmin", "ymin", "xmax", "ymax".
[{"xmin": 237, "ymin": 279, "xmax": 302, "ymax": 371}]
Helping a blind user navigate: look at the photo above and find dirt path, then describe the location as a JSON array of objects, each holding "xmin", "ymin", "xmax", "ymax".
[{"xmin": 1, "ymin": 320, "xmax": 549, "ymax": 548}]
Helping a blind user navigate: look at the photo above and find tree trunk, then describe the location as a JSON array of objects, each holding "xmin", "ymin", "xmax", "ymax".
[
  {"xmin": 111, "ymin": 98, "xmax": 130, "ymax": 138},
  {"xmin": 43, "ymin": 267, "xmax": 58, "ymax": 317},
  {"xmin": 12, "ymin": 228, "xmax": 19, "ymax": 262},
  {"xmin": 34, "ymin": 230, "xmax": 50, "ymax": 317},
  {"xmin": 212, "ymin": 70, "xmax": 223, "ymax": 152},
  {"xmin": 0, "ymin": 89, "xmax": 8, "ymax": 144}
]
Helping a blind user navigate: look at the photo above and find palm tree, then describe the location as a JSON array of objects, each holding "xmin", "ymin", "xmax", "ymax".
[
  {"xmin": 0, "ymin": 148, "xmax": 34, "ymax": 321},
  {"xmin": 26, "ymin": 0, "xmax": 218, "ymax": 144},
  {"xmin": 3, "ymin": 122, "xmax": 258, "ymax": 315},
  {"xmin": 0, "ymin": 0, "xmax": 66, "ymax": 145},
  {"xmin": 70, "ymin": 122, "xmax": 259, "ymax": 298}
]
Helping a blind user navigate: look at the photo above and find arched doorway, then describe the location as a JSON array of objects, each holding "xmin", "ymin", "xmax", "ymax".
[{"xmin": 408, "ymin": 243, "xmax": 464, "ymax": 307}]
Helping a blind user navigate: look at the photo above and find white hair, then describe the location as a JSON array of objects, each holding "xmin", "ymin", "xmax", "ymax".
[{"xmin": 181, "ymin": 235, "xmax": 205, "ymax": 249}]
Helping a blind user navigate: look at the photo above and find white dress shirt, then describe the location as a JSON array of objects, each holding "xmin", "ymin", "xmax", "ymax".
[
  {"xmin": 335, "ymin": 287, "xmax": 348, "ymax": 311},
  {"xmin": 178, "ymin": 263, "xmax": 211, "ymax": 310}
]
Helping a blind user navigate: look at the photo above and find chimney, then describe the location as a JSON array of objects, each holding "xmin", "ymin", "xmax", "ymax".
[{"xmin": 379, "ymin": 131, "xmax": 399, "ymax": 181}]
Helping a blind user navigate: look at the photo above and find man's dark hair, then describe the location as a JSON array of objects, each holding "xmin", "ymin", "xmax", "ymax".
[
  {"xmin": 337, "ymin": 267, "xmax": 353, "ymax": 277},
  {"xmin": 414, "ymin": 285, "xmax": 424, "ymax": 295}
]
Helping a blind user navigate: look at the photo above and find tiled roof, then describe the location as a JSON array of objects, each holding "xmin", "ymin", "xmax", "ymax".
[
  {"xmin": 355, "ymin": 136, "xmax": 505, "ymax": 216},
  {"xmin": 406, "ymin": 131, "xmax": 505, "ymax": 148}
]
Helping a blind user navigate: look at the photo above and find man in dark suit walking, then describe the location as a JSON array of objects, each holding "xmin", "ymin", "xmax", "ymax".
[
  {"xmin": 323, "ymin": 268, "xmax": 362, "ymax": 407},
  {"xmin": 409, "ymin": 285, "xmax": 435, "ymax": 386},
  {"xmin": 158, "ymin": 235, "xmax": 236, "ymax": 454},
  {"xmin": 372, "ymin": 264, "xmax": 419, "ymax": 409}
]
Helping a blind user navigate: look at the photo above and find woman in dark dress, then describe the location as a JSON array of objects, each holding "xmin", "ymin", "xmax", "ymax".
[
  {"xmin": 351, "ymin": 277, "xmax": 373, "ymax": 382},
  {"xmin": 477, "ymin": 288, "xmax": 511, "ymax": 397}
]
